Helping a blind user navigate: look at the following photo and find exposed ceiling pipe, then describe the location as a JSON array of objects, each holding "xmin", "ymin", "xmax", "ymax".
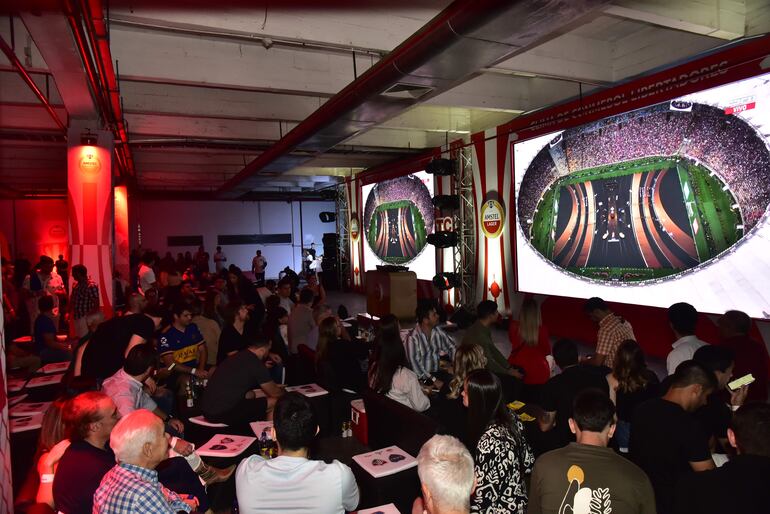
[
  {"xmin": 217, "ymin": 0, "xmax": 611, "ymax": 198},
  {"xmin": 64, "ymin": 0, "xmax": 128, "ymax": 174},
  {"xmin": 83, "ymin": 0, "xmax": 135, "ymax": 177},
  {"xmin": 0, "ymin": 35, "xmax": 67, "ymax": 132}
]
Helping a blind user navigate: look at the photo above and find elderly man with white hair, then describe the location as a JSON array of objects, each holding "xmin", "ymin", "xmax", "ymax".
[
  {"xmin": 93, "ymin": 409, "xmax": 198, "ymax": 514},
  {"xmin": 412, "ymin": 434, "xmax": 476, "ymax": 514}
]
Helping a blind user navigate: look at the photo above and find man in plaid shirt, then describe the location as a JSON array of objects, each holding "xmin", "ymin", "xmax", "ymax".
[
  {"xmin": 70, "ymin": 264, "xmax": 100, "ymax": 337},
  {"xmin": 93, "ymin": 409, "xmax": 197, "ymax": 514},
  {"xmin": 406, "ymin": 302, "xmax": 456, "ymax": 388},
  {"xmin": 583, "ymin": 297, "xmax": 636, "ymax": 368}
]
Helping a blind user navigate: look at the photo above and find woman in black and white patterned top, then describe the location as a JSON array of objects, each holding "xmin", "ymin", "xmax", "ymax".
[{"xmin": 463, "ymin": 369, "xmax": 535, "ymax": 513}]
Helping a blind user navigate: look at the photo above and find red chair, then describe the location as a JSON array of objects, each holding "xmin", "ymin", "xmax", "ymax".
[{"xmin": 509, "ymin": 345, "xmax": 551, "ymax": 385}]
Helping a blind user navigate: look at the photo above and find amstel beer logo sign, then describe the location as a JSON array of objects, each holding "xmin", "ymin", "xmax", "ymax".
[
  {"xmin": 79, "ymin": 150, "xmax": 102, "ymax": 175},
  {"xmin": 481, "ymin": 199, "xmax": 505, "ymax": 239}
]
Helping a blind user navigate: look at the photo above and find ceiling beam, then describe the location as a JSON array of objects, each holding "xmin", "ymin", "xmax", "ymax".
[
  {"xmin": 20, "ymin": 11, "xmax": 97, "ymax": 118},
  {"xmin": 109, "ymin": 24, "xmax": 375, "ymax": 98},
  {"xmin": 107, "ymin": 6, "xmax": 443, "ymax": 54},
  {"xmin": 605, "ymin": 0, "xmax": 746, "ymax": 40},
  {"xmin": 0, "ymin": 35, "xmax": 66, "ymax": 131}
]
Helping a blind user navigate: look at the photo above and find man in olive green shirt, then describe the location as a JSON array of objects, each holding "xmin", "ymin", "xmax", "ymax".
[
  {"xmin": 462, "ymin": 300, "xmax": 522, "ymax": 378},
  {"xmin": 528, "ymin": 389, "xmax": 656, "ymax": 514}
]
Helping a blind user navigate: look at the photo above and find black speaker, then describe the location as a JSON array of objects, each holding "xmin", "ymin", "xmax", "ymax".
[
  {"xmin": 321, "ymin": 189, "xmax": 338, "ymax": 200},
  {"xmin": 449, "ymin": 306, "xmax": 476, "ymax": 329},
  {"xmin": 426, "ymin": 158, "xmax": 455, "ymax": 176},
  {"xmin": 427, "ymin": 231, "xmax": 457, "ymax": 248},
  {"xmin": 319, "ymin": 212, "xmax": 336, "ymax": 223},
  {"xmin": 432, "ymin": 195, "xmax": 460, "ymax": 210},
  {"xmin": 432, "ymin": 272, "xmax": 461, "ymax": 291}
]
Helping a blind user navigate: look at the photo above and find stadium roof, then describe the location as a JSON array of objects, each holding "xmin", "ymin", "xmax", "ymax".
[{"xmin": 1, "ymin": 0, "xmax": 769, "ymax": 198}]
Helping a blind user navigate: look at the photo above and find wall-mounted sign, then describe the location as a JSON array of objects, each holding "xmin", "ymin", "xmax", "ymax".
[
  {"xmin": 481, "ymin": 199, "xmax": 505, "ymax": 238},
  {"xmin": 78, "ymin": 148, "xmax": 102, "ymax": 175},
  {"xmin": 350, "ymin": 214, "xmax": 360, "ymax": 241}
]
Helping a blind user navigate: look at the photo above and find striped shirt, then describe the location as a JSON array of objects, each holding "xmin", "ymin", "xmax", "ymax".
[
  {"xmin": 596, "ymin": 313, "xmax": 635, "ymax": 368},
  {"xmin": 405, "ymin": 325, "xmax": 456, "ymax": 380},
  {"xmin": 93, "ymin": 462, "xmax": 191, "ymax": 514}
]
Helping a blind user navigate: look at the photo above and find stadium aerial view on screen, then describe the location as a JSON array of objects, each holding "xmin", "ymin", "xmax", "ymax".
[
  {"xmin": 364, "ymin": 174, "xmax": 434, "ymax": 265},
  {"xmin": 517, "ymin": 99, "xmax": 770, "ymax": 283}
]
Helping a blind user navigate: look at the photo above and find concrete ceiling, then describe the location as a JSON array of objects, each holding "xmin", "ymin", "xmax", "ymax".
[{"xmin": 1, "ymin": 0, "xmax": 769, "ymax": 196}]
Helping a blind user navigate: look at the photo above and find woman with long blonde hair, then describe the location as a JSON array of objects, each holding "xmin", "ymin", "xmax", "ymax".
[
  {"xmin": 448, "ymin": 343, "xmax": 487, "ymax": 399},
  {"xmin": 508, "ymin": 298, "xmax": 552, "ymax": 385},
  {"xmin": 508, "ymin": 297, "xmax": 550, "ymax": 358}
]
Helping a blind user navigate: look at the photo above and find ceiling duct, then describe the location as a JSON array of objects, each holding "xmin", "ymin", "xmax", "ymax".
[
  {"xmin": 218, "ymin": 0, "xmax": 613, "ymax": 198},
  {"xmin": 381, "ymin": 83, "xmax": 435, "ymax": 100}
]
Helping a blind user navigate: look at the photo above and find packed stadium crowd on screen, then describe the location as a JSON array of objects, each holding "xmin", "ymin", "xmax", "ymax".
[
  {"xmin": 517, "ymin": 102, "xmax": 770, "ymax": 233},
  {"xmin": 363, "ymin": 175, "xmax": 435, "ymax": 233}
]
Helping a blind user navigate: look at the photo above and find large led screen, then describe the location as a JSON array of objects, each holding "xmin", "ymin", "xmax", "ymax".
[
  {"xmin": 514, "ymin": 72, "xmax": 770, "ymax": 318},
  {"xmin": 362, "ymin": 171, "xmax": 436, "ymax": 281}
]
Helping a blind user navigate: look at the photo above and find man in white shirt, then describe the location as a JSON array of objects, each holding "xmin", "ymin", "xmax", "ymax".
[
  {"xmin": 137, "ymin": 252, "xmax": 157, "ymax": 296},
  {"xmin": 213, "ymin": 246, "xmax": 227, "ymax": 273},
  {"xmin": 251, "ymin": 249, "xmax": 267, "ymax": 284},
  {"xmin": 235, "ymin": 392, "xmax": 359, "ymax": 514},
  {"xmin": 667, "ymin": 302, "xmax": 708, "ymax": 375}
]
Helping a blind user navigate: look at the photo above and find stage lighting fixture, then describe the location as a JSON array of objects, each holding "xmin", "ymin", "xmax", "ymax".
[
  {"xmin": 80, "ymin": 132, "xmax": 98, "ymax": 146},
  {"xmin": 427, "ymin": 231, "xmax": 457, "ymax": 248},
  {"xmin": 319, "ymin": 212, "xmax": 336, "ymax": 223},
  {"xmin": 432, "ymin": 194, "xmax": 460, "ymax": 210},
  {"xmin": 425, "ymin": 158, "xmax": 455, "ymax": 176},
  {"xmin": 432, "ymin": 272, "xmax": 461, "ymax": 291},
  {"xmin": 320, "ymin": 189, "xmax": 338, "ymax": 200}
]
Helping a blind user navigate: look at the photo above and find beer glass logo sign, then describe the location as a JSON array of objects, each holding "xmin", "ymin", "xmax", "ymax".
[
  {"xmin": 350, "ymin": 215, "xmax": 360, "ymax": 241},
  {"xmin": 481, "ymin": 199, "xmax": 504, "ymax": 238},
  {"xmin": 79, "ymin": 149, "xmax": 102, "ymax": 175}
]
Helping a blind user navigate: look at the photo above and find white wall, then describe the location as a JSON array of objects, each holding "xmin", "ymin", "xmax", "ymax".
[{"xmin": 131, "ymin": 199, "xmax": 336, "ymax": 277}]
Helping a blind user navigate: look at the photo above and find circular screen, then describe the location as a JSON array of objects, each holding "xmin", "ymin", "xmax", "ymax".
[
  {"xmin": 363, "ymin": 175, "xmax": 434, "ymax": 265},
  {"xmin": 516, "ymin": 102, "xmax": 770, "ymax": 284}
]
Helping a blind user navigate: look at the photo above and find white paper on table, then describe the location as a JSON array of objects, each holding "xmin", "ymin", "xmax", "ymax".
[
  {"xmin": 249, "ymin": 421, "xmax": 274, "ymax": 440},
  {"xmin": 25, "ymin": 373, "xmax": 64, "ymax": 388},
  {"xmin": 10, "ymin": 401, "xmax": 52, "ymax": 417},
  {"xmin": 352, "ymin": 445, "xmax": 417, "ymax": 478},
  {"xmin": 39, "ymin": 361, "xmax": 70, "ymax": 374},
  {"xmin": 10, "ymin": 413, "xmax": 44, "ymax": 433},
  {"xmin": 188, "ymin": 415, "xmax": 228, "ymax": 428},
  {"xmin": 197, "ymin": 434, "xmax": 256, "ymax": 457},
  {"xmin": 285, "ymin": 383, "xmax": 328, "ymax": 398}
]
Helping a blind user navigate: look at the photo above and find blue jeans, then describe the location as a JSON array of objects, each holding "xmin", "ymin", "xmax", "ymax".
[{"xmin": 615, "ymin": 420, "xmax": 631, "ymax": 449}]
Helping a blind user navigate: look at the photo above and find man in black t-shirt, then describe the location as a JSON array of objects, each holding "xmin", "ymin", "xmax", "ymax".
[
  {"xmin": 53, "ymin": 392, "xmax": 120, "ymax": 514},
  {"xmin": 79, "ymin": 299, "xmax": 163, "ymax": 381},
  {"xmin": 538, "ymin": 339, "xmax": 609, "ymax": 450},
  {"xmin": 202, "ymin": 335, "xmax": 285, "ymax": 425},
  {"xmin": 630, "ymin": 360, "xmax": 717, "ymax": 514},
  {"xmin": 674, "ymin": 403, "xmax": 770, "ymax": 514}
]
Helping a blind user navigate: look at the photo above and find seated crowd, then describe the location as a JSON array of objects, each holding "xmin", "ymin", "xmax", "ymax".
[{"xmin": 4, "ymin": 248, "xmax": 770, "ymax": 514}]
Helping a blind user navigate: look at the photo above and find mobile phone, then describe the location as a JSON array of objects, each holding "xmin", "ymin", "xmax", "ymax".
[{"xmin": 728, "ymin": 373, "xmax": 755, "ymax": 391}]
